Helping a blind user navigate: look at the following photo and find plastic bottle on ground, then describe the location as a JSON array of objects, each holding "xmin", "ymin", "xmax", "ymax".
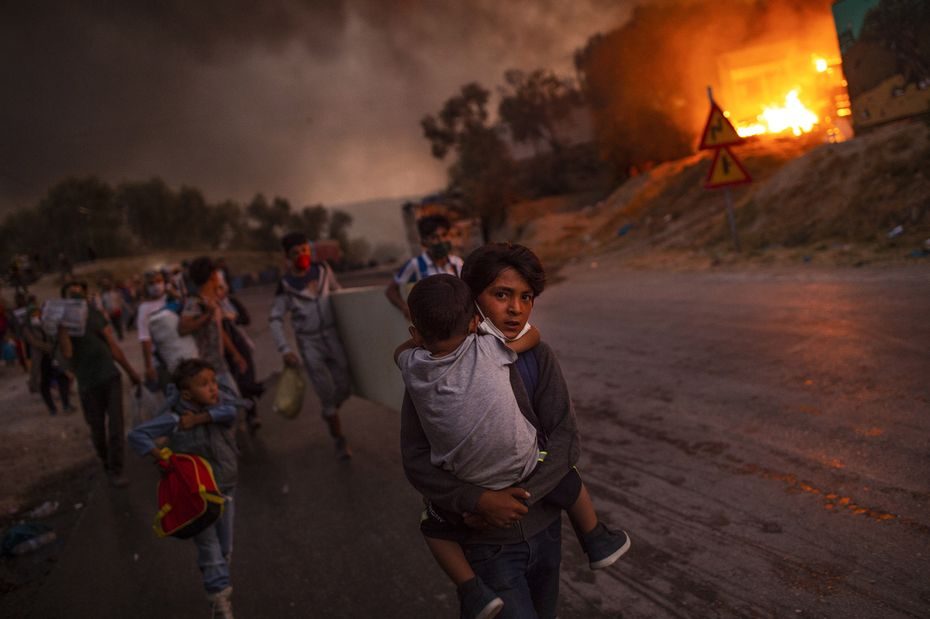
[{"xmin": 11, "ymin": 531, "xmax": 57, "ymax": 555}]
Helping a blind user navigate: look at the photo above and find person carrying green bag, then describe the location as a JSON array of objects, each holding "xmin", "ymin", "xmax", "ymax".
[{"xmin": 268, "ymin": 232, "xmax": 352, "ymax": 460}]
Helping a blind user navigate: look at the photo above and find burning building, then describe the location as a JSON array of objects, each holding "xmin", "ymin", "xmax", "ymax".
[{"xmin": 716, "ymin": 40, "xmax": 851, "ymax": 142}]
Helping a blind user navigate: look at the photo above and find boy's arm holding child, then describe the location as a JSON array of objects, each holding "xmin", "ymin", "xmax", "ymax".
[
  {"xmin": 393, "ymin": 338, "xmax": 416, "ymax": 364},
  {"xmin": 503, "ymin": 325, "xmax": 539, "ymax": 354},
  {"xmin": 516, "ymin": 342, "xmax": 581, "ymax": 506}
]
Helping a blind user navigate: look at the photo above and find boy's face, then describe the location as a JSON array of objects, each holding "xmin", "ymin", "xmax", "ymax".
[
  {"xmin": 182, "ymin": 369, "xmax": 219, "ymax": 407},
  {"xmin": 422, "ymin": 227, "xmax": 452, "ymax": 260},
  {"xmin": 476, "ymin": 267, "xmax": 535, "ymax": 341},
  {"xmin": 287, "ymin": 243, "xmax": 312, "ymax": 261},
  {"xmin": 287, "ymin": 243, "xmax": 312, "ymax": 271}
]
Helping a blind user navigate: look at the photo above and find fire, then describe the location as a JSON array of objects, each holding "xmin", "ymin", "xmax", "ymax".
[{"xmin": 733, "ymin": 89, "xmax": 819, "ymax": 138}]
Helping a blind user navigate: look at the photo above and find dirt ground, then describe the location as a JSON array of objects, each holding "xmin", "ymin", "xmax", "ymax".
[{"xmin": 0, "ymin": 349, "xmax": 107, "ymax": 595}]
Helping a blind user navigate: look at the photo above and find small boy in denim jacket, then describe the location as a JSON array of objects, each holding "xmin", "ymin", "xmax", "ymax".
[{"xmin": 128, "ymin": 358, "xmax": 239, "ymax": 619}]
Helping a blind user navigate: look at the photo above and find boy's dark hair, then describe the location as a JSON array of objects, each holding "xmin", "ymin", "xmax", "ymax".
[
  {"xmin": 417, "ymin": 215, "xmax": 451, "ymax": 240},
  {"xmin": 188, "ymin": 256, "xmax": 215, "ymax": 287},
  {"xmin": 60, "ymin": 281, "xmax": 88, "ymax": 298},
  {"xmin": 461, "ymin": 243, "xmax": 546, "ymax": 298},
  {"xmin": 173, "ymin": 358, "xmax": 215, "ymax": 391},
  {"xmin": 281, "ymin": 232, "xmax": 308, "ymax": 254},
  {"xmin": 407, "ymin": 274, "xmax": 475, "ymax": 344}
]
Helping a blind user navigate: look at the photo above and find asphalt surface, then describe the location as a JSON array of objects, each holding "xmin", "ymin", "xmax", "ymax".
[{"xmin": 4, "ymin": 263, "xmax": 929, "ymax": 618}]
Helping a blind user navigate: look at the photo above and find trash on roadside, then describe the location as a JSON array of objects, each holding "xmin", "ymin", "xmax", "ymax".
[
  {"xmin": 26, "ymin": 500, "xmax": 59, "ymax": 519},
  {"xmin": 887, "ymin": 225, "xmax": 904, "ymax": 238},
  {"xmin": 1, "ymin": 523, "xmax": 56, "ymax": 556},
  {"xmin": 74, "ymin": 503, "xmax": 84, "ymax": 511},
  {"xmin": 617, "ymin": 223, "xmax": 634, "ymax": 237}
]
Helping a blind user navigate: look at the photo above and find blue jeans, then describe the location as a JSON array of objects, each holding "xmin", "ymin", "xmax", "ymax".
[
  {"xmin": 462, "ymin": 516, "xmax": 563, "ymax": 619},
  {"xmin": 193, "ymin": 489, "xmax": 235, "ymax": 594}
]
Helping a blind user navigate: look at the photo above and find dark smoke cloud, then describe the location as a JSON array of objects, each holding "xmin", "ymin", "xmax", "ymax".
[{"xmin": 0, "ymin": 1, "xmax": 634, "ymax": 212}]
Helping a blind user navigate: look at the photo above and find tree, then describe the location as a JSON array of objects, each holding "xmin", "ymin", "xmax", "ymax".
[
  {"xmin": 117, "ymin": 178, "xmax": 177, "ymax": 248},
  {"xmin": 421, "ymin": 82, "xmax": 494, "ymax": 160},
  {"xmin": 421, "ymin": 82, "xmax": 516, "ymax": 239},
  {"xmin": 859, "ymin": 0, "xmax": 930, "ymax": 87},
  {"xmin": 289, "ymin": 204, "xmax": 329, "ymax": 241},
  {"xmin": 498, "ymin": 69, "xmax": 585, "ymax": 154},
  {"xmin": 246, "ymin": 194, "xmax": 294, "ymax": 250},
  {"xmin": 328, "ymin": 209, "xmax": 353, "ymax": 255},
  {"xmin": 35, "ymin": 176, "xmax": 130, "ymax": 260}
]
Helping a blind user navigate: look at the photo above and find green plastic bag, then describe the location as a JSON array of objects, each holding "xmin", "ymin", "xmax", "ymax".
[{"xmin": 273, "ymin": 366, "xmax": 306, "ymax": 419}]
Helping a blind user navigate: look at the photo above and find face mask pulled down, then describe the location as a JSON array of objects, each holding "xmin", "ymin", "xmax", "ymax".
[{"xmin": 475, "ymin": 304, "xmax": 531, "ymax": 342}]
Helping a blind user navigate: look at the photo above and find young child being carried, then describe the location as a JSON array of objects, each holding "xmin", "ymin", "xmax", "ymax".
[
  {"xmin": 394, "ymin": 274, "xmax": 630, "ymax": 619},
  {"xmin": 128, "ymin": 359, "xmax": 240, "ymax": 619}
]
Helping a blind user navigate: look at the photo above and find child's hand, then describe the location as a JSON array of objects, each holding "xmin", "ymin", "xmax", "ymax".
[
  {"xmin": 506, "ymin": 324, "xmax": 540, "ymax": 354},
  {"xmin": 476, "ymin": 487, "xmax": 531, "ymax": 528}
]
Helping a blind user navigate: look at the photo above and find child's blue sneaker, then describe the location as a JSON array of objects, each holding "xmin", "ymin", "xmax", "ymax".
[
  {"xmin": 583, "ymin": 523, "xmax": 631, "ymax": 570},
  {"xmin": 458, "ymin": 576, "xmax": 503, "ymax": 619}
]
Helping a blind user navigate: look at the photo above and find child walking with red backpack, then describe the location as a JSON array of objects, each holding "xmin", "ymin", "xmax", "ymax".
[{"xmin": 128, "ymin": 358, "xmax": 240, "ymax": 619}]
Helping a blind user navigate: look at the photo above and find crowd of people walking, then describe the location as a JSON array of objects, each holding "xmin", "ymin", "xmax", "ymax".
[{"xmin": 3, "ymin": 222, "xmax": 630, "ymax": 619}]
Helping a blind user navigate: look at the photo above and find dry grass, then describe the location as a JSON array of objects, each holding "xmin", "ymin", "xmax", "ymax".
[{"xmin": 506, "ymin": 120, "xmax": 930, "ymax": 270}]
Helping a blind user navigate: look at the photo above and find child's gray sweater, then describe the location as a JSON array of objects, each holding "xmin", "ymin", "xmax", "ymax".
[{"xmin": 401, "ymin": 341, "xmax": 581, "ymax": 545}]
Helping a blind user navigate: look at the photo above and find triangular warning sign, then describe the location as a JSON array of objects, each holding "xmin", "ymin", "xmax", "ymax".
[
  {"xmin": 699, "ymin": 102, "xmax": 744, "ymax": 149},
  {"xmin": 705, "ymin": 146, "xmax": 752, "ymax": 188}
]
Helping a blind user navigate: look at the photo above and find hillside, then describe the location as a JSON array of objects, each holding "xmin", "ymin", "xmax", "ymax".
[{"xmin": 502, "ymin": 120, "xmax": 930, "ymax": 269}]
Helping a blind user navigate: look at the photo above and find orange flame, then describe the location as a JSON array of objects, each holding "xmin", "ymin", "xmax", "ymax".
[{"xmin": 734, "ymin": 89, "xmax": 819, "ymax": 138}]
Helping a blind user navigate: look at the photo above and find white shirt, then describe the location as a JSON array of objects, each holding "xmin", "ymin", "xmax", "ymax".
[
  {"xmin": 393, "ymin": 251, "xmax": 464, "ymax": 285},
  {"xmin": 136, "ymin": 297, "xmax": 167, "ymax": 342}
]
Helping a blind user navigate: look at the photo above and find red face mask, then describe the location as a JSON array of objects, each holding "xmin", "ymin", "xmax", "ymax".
[{"xmin": 294, "ymin": 254, "xmax": 312, "ymax": 271}]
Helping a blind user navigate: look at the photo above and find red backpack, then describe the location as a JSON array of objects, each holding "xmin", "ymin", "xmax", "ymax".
[{"xmin": 152, "ymin": 449, "xmax": 226, "ymax": 539}]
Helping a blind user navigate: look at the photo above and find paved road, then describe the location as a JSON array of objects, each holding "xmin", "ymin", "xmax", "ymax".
[
  {"xmin": 542, "ymin": 262, "xmax": 930, "ymax": 618},
  {"xmin": 5, "ymin": 264, "xmax": 930, "ymax": 618}
]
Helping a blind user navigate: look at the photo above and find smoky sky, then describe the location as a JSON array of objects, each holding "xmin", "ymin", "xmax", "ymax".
[{"xmin": 0, "ymin": 0, "xmax": 635, "ymax": 212}]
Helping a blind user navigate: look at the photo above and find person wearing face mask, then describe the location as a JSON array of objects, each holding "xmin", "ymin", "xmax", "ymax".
[
  {"xmin": 23, "ymin": 300, "xmax": 73, "ymax": 415},
  {"xmin": 57, "ymin": 281, "xmax": 143, "ymax": 487},
  {"xmin": 385, "ymin": 214, "xmax": 464, "ymax": 321},
  {"xmin": 136, "ymin": 270, "xmax": 171, "ymax": 391},
  {"xmin": 269, "ymin": 232, "xmax": 352, "ymax": 460}
]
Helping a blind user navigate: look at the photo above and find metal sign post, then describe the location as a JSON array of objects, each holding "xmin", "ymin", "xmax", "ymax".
[
  {"xmin": 724, "ymin": 187, "xmax": 741, "ymax": 253},
  {"xmin": 700, "ymin": 87, "xmax": 752, "ymax": 252}
]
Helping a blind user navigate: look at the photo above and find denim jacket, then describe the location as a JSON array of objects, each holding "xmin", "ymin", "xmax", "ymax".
[{"xmin": 128, "ymin": 385, "xmax": 241, "ymax": 488}]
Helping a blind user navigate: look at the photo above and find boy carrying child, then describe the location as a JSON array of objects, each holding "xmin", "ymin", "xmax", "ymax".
[
  {"xmin": 128, "ymin": 359, "xmax": 240, "ymax": 619},
  {"xmin": 395, "ymin": 274, "xmax": 630, "ymax": 619}
]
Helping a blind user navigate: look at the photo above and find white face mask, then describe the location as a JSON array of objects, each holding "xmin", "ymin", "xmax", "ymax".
[{"xmin": 475, "ymin": 303, "xmax": 531, "ymax": 342}]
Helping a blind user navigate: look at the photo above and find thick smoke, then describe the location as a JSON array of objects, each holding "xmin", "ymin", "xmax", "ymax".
[{"xmin": 0, "ymin": 1, "xmax": 635, "ymax": 211}]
